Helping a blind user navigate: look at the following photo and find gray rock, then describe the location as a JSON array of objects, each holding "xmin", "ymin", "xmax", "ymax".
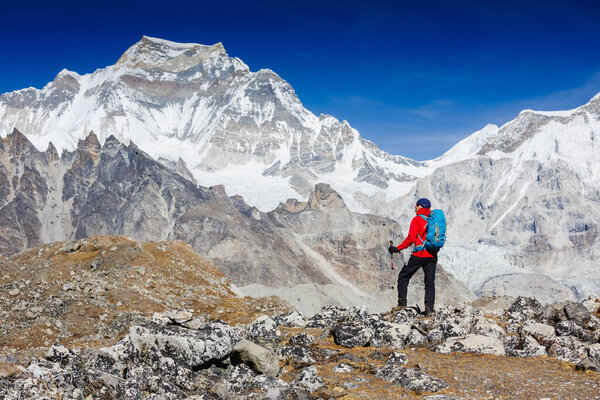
[
  {"xmin": 245, "ymin": 315, "xmax": 283, "ymax": 345},
  {"xmin": 564, "ymin": 302, "xmax": 592, "ymax": 325},
  {"xmin": 375, "ymin": 365, "xmax": 449, "ymax": 392},
  {"xmin": 231, "ymin": 340, "xmax": 280, "ymax": 377},
  {"xmin": 273, "ymin": 311, "xmax": 306, "ymax": 327},
  {"xmin": 555, "ymin": 320, "xmax": 583, "ymax": 337},
  {"xmin": 332, "ymin": 362, "xmax": 353, "ymax": 373},
  {"xmin": 576, "ymin": 357, "xmax": 600, "ymax": 372},
  {"xmin": 151, "ymin": 310, "xmax": 194, "ymax": 325},
  {"xmin": 332, "ymin": 321, "xmax": 373, "ymax": 348},
  {"xmin": 471, "ymin": 316, "xmax": 506, "ymax": 339},
  {"xmin": 386, "ymin": 351, "xmax": 408, "ymax": 365},
  {"xmin": 519, "ymin": 321, "xmax": 556, "ymax": 342},
  {"xmin": 45, "ymin": 344, "xmax": 79, "ymax": 367},
  {"xmin": 546, "ymin": 336, "xmax": 588, "ymax": 363},
  {"xmin": 226, "ymin": 363, "xmax": 255, "ymax": 394},
  {"xmin": 277, "ymin": 345, "xmax": 315, "ymax": 365},
  {"xmin": 289, "ymin": 333, "xmax": 315, "ymax": 346},
  {"xmin": 129, "ymin": 322, "xmax": 239, "ymax": 368},
  {"xmin": 407, "ymin": 328, "xmax": 429, "ymax": 346},
  {"xmin": 435, "ymin": 334, "xmax": 506, "ymax": 356},
  {"xmin": 506, "ymin": 296, "xmax": 542, "ymax": 322},
  {"xmin": 370, "ymin": 320, "xmax": 411, "ymax": 348},
  {"xmin": 251, "ymin": 374, "xmax": 290, "ymax": 399},
  {"xmin": 582, "ymin": 294, "xmax": 600, "ymax": 314},
  {"xmin": 294, "ymin": 365, "xmax": 323, "ymax": 392}
]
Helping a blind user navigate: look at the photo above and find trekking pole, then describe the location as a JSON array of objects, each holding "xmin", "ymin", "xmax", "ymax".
[{"xmin": 389, "ymin": 240, "xmax": 394, "ymax": 270}]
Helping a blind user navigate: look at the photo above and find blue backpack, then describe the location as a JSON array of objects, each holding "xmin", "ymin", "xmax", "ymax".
[{"xmin": 414, "ymin": 209, "xmax": 446, "ymax": 252}]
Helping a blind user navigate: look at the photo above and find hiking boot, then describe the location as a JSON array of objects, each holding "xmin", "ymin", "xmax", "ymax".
[
  {"xmin": 422, "ymin": 308, "xmax": 435, "ymax": 317},
  {"xmin": 391, "ymin": 305, "xmax": 406, "ymax": 313}
]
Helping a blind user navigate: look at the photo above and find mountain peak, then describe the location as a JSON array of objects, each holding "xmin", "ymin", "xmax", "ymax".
[{"xmin": 116, "ymin": 36, "xmax": 227, "ymax": 70}]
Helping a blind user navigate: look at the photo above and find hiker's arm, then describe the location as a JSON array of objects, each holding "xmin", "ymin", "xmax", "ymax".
[{"xmin": 397, "ymin": 218, "xmax": 419, "ymax": 250}]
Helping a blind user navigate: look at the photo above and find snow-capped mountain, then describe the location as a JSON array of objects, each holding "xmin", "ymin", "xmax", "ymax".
[
  {"xmin": 1, "ymin": 36, "xmax": 599, "ymax": 302},
  {"xmin": 383, "ymin": 94, "xmax": 600, "ymax": 301},
  {"xmin": 0, "ymin": 36, "xmax": 426, "ymax": 212}
]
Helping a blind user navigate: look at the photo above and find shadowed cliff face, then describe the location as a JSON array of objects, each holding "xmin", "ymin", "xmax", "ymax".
[{"xmin": 0, "ymin": 129, "xmax": 473, "ymax": 312}]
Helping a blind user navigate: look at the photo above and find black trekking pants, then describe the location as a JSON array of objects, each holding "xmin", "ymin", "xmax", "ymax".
[{"xmin": 397, "ymin": 255, "xmax": 437, "ymax": 310}]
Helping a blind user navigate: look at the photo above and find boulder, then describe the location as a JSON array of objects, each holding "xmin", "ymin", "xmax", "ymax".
[
  {"xmin": 245, "ymin": 315, "xmax": 283, "ymax": 344},
  {"xmin": 370, "ymin": 320, "xmax": 411, "ymax": 348},
  {"xmin": 564, "ymin": 302, "xmax": 592, "ymax": 325},
  {"xmin": 273, "ymin": 311, "xmax": 307, "ymax": 327},
  {"xmin": 506, "ymin": 296, "xmax": 542, "ymax": 322},
  {"xmin": 289, "ymin": 333, "xmax": 315, "ymax": 346},
  {"xmin": 294, "ymin": 365, "xmax": 324, "ymax": 392},
  {"xmin": 332, "ymin": 321, "xmax": 373, "ymax": 348},
  {"xmin": 435, "ymin": 334, "xmax": 506, "ymax": 356},
  {"xmin": 251, "ymin": 375, "xmax": 290, "ymax": 398},
  {"xmin": 582, "ymin": 294, "xmax": 600, "ymax": 314},
  {"xmin": 129, "ymin": 322, "xmax": 239, "ymax": 368},
  {"xmin": 519, "ymin": 321, "xmax": 556, "ymax": 342},
  {"xmin": 277, "ymin": 346, "xmax": 315, "ymax": 365},
  {"xmin": 375, "ymin": 365, "xmax": 448, "ymax": 392},
  {"xmin": 386, "ymin": 351, "xmax": 408, "ymax": 365},
  {"xmin": 576, "ymin": 357, "xmax": 600, "ymax": 372},
  {"xmin": 231, "ymin": 340, "xmax": 280, "ymax": 377},
  {"xmin": 151, "ymin": 309, "xmax": 194, "ymax": 325},
  {"xmin": 333, "ymin": 363, "xmax": 353, "ymax": 373},
  {"xmin": 471, "ymin": 316, "xmax": 506, "ymax": 339}
]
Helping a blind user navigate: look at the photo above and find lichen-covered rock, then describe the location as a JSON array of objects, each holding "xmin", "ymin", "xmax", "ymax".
[
  {"xmin": 435, "ymin": 334, "xmax": 506, "ymax": 356},
  {"xmin": 307, "ymin": 306, "xmax": 354, "ymax": 328},
  {"xmin": 563, "ymin": 302, "xmax": 592, "ymax": 325},
  {"xmin": 555, "ymin": 320, "xmax": 583, "ymax": 337},
  {"xmin": 151, "ymin": 309, "xmax": 194, "ymax": 325},
  {"xmin": 231, "ymin": 340, "xmax": 280, "ymax": 376},
  {"xmin": 45, "ymin": 344, "xmax": 79, "ymax": 367},
  {"xmin": 294, "ymin": 365, "xmax": 324, "ymax": 392},
  {"xmin": 226, "ymin": 363, "xmax": 256, "ymax": 394},
  {"xmin": 273, "ymin": 311, "xmax": 306, "ymax": 327},
  {"xmin": 289, "ymin": 333, "xmax": 315, "ymax": 346},
  {"xmin": 129, "ymin": 322, "xmax": 240, "ymax": 368},
  {"xmin": 277, "ymin": 345, "xmax": 315, "ymax": 365},
  {"xmin": 245, "ymin": 315, "xmax": 283, "ymax": 344},
  {"xmin": 506, "ymin": 296, "xmax": 542, "ymax": 322},
  {"xmin": 582, "ymin": 294, "xmax": 600, "ymax": 314},
  {"xmin": 251, "ymin": 374, "xmax": 290, "ymax": 399},
  {"xmin": 375, "ymin": 365, "xmax": 449, "ymax": 392},
  {"xmin": 407, "ymin": 328, "xmax": 429, "ymax": 346},
  {"xmin": 520, "ymin": 321, "xmax": 556, "ymax": 342},
  {"xmin": 545, "ymin": 336, "xmax": 588, "ymax": 363},
  {"xmin": 332, "ymin": 321, "xmax": 373, "ymax": 348},
  {"xmin": 576, "ymin": 357, "xmax": 600, "ymax": 372},
  {"xmin": 333, "ymin": 362, "xmax": 353, "ymax": 372},
  {"xmin": 471, "ymin": 316, "xmax": 506, "ymax": 339},
  {"xmin": 386, "ymin": 351, "xmax": 408, "ymax": 365},
  {"xmin": 369, "ymin": 320, "xmax": 411, "ymax": 348}
]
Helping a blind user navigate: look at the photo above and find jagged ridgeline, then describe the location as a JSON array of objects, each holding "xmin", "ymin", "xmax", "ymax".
[{"xmin": 0, "ymin": 129, "xmax": 472, "ymax": 313}]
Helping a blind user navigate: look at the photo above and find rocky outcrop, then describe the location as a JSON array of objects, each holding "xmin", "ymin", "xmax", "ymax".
[{"xmin": 1, "ymin": 294, "xmax": 600, "ymax": 399}]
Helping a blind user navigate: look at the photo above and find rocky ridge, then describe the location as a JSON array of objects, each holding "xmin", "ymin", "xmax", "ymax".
[
  {"xmin": 1, "ymin": 294, "xmax": 599, "ymax": 399},
  {"xmin": 0, "ymin": 129, "xmax": 473, "ymax": 314}
]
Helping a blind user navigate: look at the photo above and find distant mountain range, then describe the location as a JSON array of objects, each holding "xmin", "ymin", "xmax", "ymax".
[{"xmin": 1, "ymin": 36, "xmax": 598, "ymax": 302}]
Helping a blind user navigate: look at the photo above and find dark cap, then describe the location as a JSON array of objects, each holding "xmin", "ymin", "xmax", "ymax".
[{"xmin": 416, "ymin": 198, "xmax": 431, "ymax": 209}]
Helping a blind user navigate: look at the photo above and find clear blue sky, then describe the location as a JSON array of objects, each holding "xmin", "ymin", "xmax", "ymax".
[{"xmin": 2, "ymin": 0, "xmax": 599, "ymax": 160}]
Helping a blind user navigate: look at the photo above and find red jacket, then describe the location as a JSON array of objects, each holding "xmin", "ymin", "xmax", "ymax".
[{"xmin": 397, "ymin": 208, "xmax": 437, "ymax": 258}]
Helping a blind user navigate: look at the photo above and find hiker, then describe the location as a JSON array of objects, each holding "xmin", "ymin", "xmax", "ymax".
[{"xmin": 389, "ymin": 198, "xmax": 439, "ymax": 315}]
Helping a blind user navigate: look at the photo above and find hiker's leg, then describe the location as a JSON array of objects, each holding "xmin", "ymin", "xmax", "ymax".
[
  {"xmin": 422, "ymin": 258, "xmax": 437, "ymax": 311},
  {"xmin": 397, "ymin": 256, "xmax": 421, "ymax": 306}
]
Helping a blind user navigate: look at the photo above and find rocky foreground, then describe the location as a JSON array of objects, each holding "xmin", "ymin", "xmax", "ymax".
[{"xmin": 1, "ymin": 294, "xmax": 599, "ymax": 399}]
